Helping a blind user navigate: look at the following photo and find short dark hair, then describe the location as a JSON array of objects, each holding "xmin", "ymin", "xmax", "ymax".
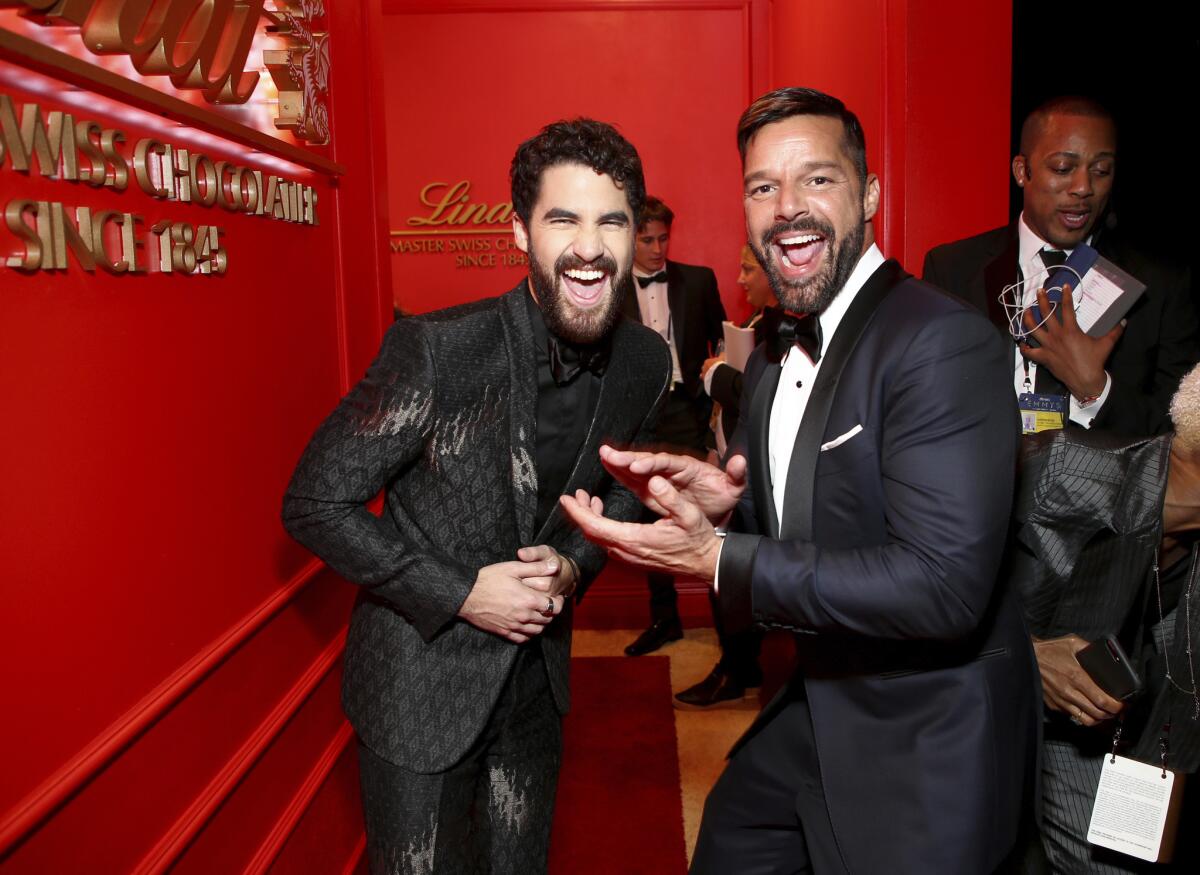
[
  {"xmin": 637, "ymin": 195, "xmax": 674, "ymax": 231},
  {"xmin": 736, "ymin": 87, "xmax": 867, "ymax": 186},
  {"xmin": 510, "ymin": 118, "xmax": 645, "ymax": 226},
  {"xmin": 1019, "ymin": 96, "xmax": 1116, "ymax": 156}
]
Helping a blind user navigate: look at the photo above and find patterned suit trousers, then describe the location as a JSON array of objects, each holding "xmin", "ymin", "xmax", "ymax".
[{"xmin": 358, "ymin": 644, "xmax": 562, "ymax": 875}]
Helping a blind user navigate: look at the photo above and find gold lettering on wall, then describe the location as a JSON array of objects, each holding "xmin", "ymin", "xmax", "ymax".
[
  {"xmin": 7, "ymin": 0, "xmax": 333, "ymax": 143},
  {"xmin": 1, "ymin": 93, "xmax": 321, "ymax": 276},
  {"xmin": 406, "ymin": 181, "xmax": 513, "ymax": 229},
  {"xmin": 390, "ymin": 180, "xmax": 524, "ymax": 269}
]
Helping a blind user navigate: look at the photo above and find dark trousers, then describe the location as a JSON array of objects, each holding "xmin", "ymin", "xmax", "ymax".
[
  {"xmin": 691, "ymin": 688, "xmax": 846, "ymax": 874},
  {"xmin": 358, "ymin": 645, "xmax": 562, "ymax": 875}
]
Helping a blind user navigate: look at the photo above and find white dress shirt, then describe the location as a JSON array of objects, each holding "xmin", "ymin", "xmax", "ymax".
[
  {"xmin": 768, "ymin": 244, "xmax": 884, "ymax": 527},
  {"xmin": 714, "ymin": 244, "xmax": 885, "ymax": 589},
  {"xmin": 1013, "ymin": 214, "xmax": 1110, "ymax": 426},
  {"xmin": 633, "ymin": 267, "xmax": 683, "ymax": 386}
]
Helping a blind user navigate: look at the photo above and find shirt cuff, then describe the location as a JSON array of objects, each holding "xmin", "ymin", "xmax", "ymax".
[
  {"xmin": 1069, "ymin": 372, "xmax": 1112, "ymax": 428},
  {"xmin": 704, "ymin": 361, "xmax": 727, "ymax": 396},
  {"xmin": 712, "ymin": 537, "xmax": 725, "ymax": 593}
]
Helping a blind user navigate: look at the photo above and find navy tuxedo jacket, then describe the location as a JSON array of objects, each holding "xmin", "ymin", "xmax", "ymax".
[{"xmin": 718, "ymin": 261, "xmax": 1039, "ymax": 873}]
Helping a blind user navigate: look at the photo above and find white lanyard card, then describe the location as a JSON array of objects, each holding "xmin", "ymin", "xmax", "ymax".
[{"xmin": 1087, "ymin": 754, "xmax": 1184, "ymax": 863}]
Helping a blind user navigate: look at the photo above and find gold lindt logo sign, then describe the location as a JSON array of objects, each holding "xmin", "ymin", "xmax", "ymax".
[
  {"xmin": 406, "ymin": 181, "xmax": 513, "ymax": 229},
  {"xmin": 12, "ymin": 0, "xmax": 269, "ymax": 102},
  {"xmin": 6, "ymin": 1, "xmax": 331, "ymax": 143},
  {"xmin": 392, "ymin": 181, "xmax": 528, "ymax": 269}
]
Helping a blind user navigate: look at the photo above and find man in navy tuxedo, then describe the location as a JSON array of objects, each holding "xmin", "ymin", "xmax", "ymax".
[{"xmin": 563, "ymin": 88, "xmax": 1038, "ymax": 873}]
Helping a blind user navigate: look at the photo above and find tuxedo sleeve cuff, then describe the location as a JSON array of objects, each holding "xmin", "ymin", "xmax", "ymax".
[{"xmin": 716, "ymin": 532, "xmax": 761, "ymax": 634}]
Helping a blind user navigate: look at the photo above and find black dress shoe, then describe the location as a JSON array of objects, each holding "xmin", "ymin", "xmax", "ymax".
[
  {"xmin": 624, "ymin": 618, "xmax": 684, "ymax": 656},
  {"xmin": 673, "ymin": 665, "xmax": 762, "ymax": 710}
]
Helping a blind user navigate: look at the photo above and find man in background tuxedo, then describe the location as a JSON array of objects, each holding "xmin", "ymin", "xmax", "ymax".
[
  {"xmin": 923, "ymin": 96, "xmax": 1198, "ymax": 439},
  {"xmin": 282, "ymin": 119, "xmax": 670, "ymax": 874},
  {"xmin": 621, "ymin": 196, "xmax": 727, "ymax": 656},
  {"xmin": 565, "ymin": 87, "xmax": 1038, "ymax": 873}
]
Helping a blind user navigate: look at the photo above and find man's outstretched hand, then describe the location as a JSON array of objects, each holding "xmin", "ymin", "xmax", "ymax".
[
  {"xmin": 560, "ymin": 476, "xmax": 722, "ymax": 582},
  {"xmin": 598, "ymin": 444, "xmax": 747, "ymax": 522}
]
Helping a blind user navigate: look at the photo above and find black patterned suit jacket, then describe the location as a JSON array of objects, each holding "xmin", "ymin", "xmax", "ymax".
[{"xmin": 283, "ymin": 284, "xmax": 671, "ymax": 772}]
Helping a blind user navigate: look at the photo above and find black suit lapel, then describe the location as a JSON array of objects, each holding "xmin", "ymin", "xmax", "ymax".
[
  {"xmin": 666, "ymin": 261, "xmax": 685, "ymax": 346},
  {"xmin": 746, "ymin": 360, "xmax": 782, "ymax": 538},
  {"xmin": 498, "ymin": 285, "xmax": 539, "ymax": 544},
  {"xmin": 781, "ymin": 260, "xmax": 906, "ymax": 542},
  {"xmin": 982, "ymin": 227, "xmax": 1020, "ymax": 334}
]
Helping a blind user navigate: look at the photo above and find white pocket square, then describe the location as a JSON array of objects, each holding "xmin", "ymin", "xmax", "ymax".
[{"xmin": 820, "ymin": 424, "xmax": 863, "ymax": 452}]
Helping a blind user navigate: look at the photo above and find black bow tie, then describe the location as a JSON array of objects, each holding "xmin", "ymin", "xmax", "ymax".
[
  {"xmin": 637, "ymin": 271, "xmax": 668, "ymax": 288},
  {"xmin": 764, "ymin": 308, "xmax": 822, "ymax": 364},
  {"xmin": 548, "ymin": 335, "xmax": 609, "ymax": 386}
]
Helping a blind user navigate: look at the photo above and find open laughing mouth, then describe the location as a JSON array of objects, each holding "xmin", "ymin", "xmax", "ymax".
[
  {"xmin": 561, "ymin": 267, "xmax": 610, "ymax": 309},
  {"xmin": 774, "ymin": 232, "xmax": 827, "ymax": 279},
  {"xmin": 1057, "ymin": 208, "xmax": 1092, "ymax": 232}
]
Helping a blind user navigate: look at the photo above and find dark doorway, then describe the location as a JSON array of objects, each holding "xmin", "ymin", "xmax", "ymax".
[{"xmin": 1011, "ymin": 0, "xmax": 1198, "ymax": 286}]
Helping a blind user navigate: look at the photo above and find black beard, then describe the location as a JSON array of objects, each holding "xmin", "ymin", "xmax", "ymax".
[
  {"xmin": 529, "ymin": 249, "xmax": 630, "ymax": 344},
  {"xmin": 752, "ymin": 215, "xmax": 864, "ymax": 314}
]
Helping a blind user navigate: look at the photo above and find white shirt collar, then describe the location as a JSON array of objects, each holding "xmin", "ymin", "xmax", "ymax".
[
  {"xmin": 633, "ymin": 263, "xmax": 667, "ymax": 279},
  {"xmin": 810, "ymin": 242, "xmax": 885, "ymax": 358},
  {"xmin": 1017, "ymin": 212, "xmax": 1091, "ymax": 280}
]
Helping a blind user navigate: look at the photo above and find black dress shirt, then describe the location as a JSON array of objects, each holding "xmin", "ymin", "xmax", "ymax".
[{"xmin": 524, "ymin": 292, "xmax": 602, "ymax": 531}]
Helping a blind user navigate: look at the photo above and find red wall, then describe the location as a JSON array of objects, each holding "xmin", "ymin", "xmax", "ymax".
[
  {"xmin": 770, "ymin": 0, "xmax": 1013, "ymax": 269},
  {"xmin": 0, "ymin": 2, "xmax": 389, "ymax": 872},
  {"xmin": 384, "ymin": 0, "xmax": 759, "ymax": 323}
]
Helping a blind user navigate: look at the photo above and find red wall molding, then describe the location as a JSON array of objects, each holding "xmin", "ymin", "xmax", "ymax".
[
  {"xmin": 243, "ymin": 722, "xmax": 356, "ymax": 875},
  {"xmin": 0, "ymin": 560, "xmax": 329, "ymax": 859},
  {"xmin": 341, "ymin": 835, "xmax": 367, "ymax": 875},
  {"xmin": 131, "ymin": 630, "xmax": 348, "ymax": 874}
]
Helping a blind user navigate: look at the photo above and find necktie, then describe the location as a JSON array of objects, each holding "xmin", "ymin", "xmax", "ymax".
[
  {"xmin": 1040, "ymin": 249, "xmax": 1068, "ymax": 269},
  {"xmin": 1031, "ymin": 248, "xmax": 1070, "ymax": 396},
  {"xmin": 548, "ymin": 335, "xmax": 609, "ymax": 386},
  {"xmin": 637, "ymin": 271, "xmax": 668, "ymax": 288},
  {"xmin": 765, "ymin": 309, "xmax": 822, "ymax": 364}
]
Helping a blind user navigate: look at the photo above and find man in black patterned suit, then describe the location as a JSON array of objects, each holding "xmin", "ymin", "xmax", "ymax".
[{"xmin": 282, "ymin": 119, "xmax": 670, "ymax": 874}]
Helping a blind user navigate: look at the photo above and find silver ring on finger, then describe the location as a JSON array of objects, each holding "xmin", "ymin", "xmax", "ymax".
[{"xmin": 541, "ymin": 597, "xmax": 554, "ymax": 617}]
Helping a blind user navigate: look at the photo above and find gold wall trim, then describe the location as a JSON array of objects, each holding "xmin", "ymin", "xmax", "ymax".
[{"xmin": 0, "ymin": 30, "xmax": 344, "ymax": 177}]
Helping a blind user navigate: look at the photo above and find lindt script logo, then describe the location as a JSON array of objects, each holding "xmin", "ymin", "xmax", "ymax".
[{"xmin": 10, "ymin": 0, "xmax": 331, "ymax": 144}]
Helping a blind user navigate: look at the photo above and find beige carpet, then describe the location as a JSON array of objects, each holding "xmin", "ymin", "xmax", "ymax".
[{"xmin": 572, "ymin": 629, "xmax": 758, "ymax": 863}]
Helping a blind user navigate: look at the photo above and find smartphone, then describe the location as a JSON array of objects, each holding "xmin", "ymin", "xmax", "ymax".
[{"xmin": 1076, "ymin": 635, "xmax": 1144, "ymax": 701}]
